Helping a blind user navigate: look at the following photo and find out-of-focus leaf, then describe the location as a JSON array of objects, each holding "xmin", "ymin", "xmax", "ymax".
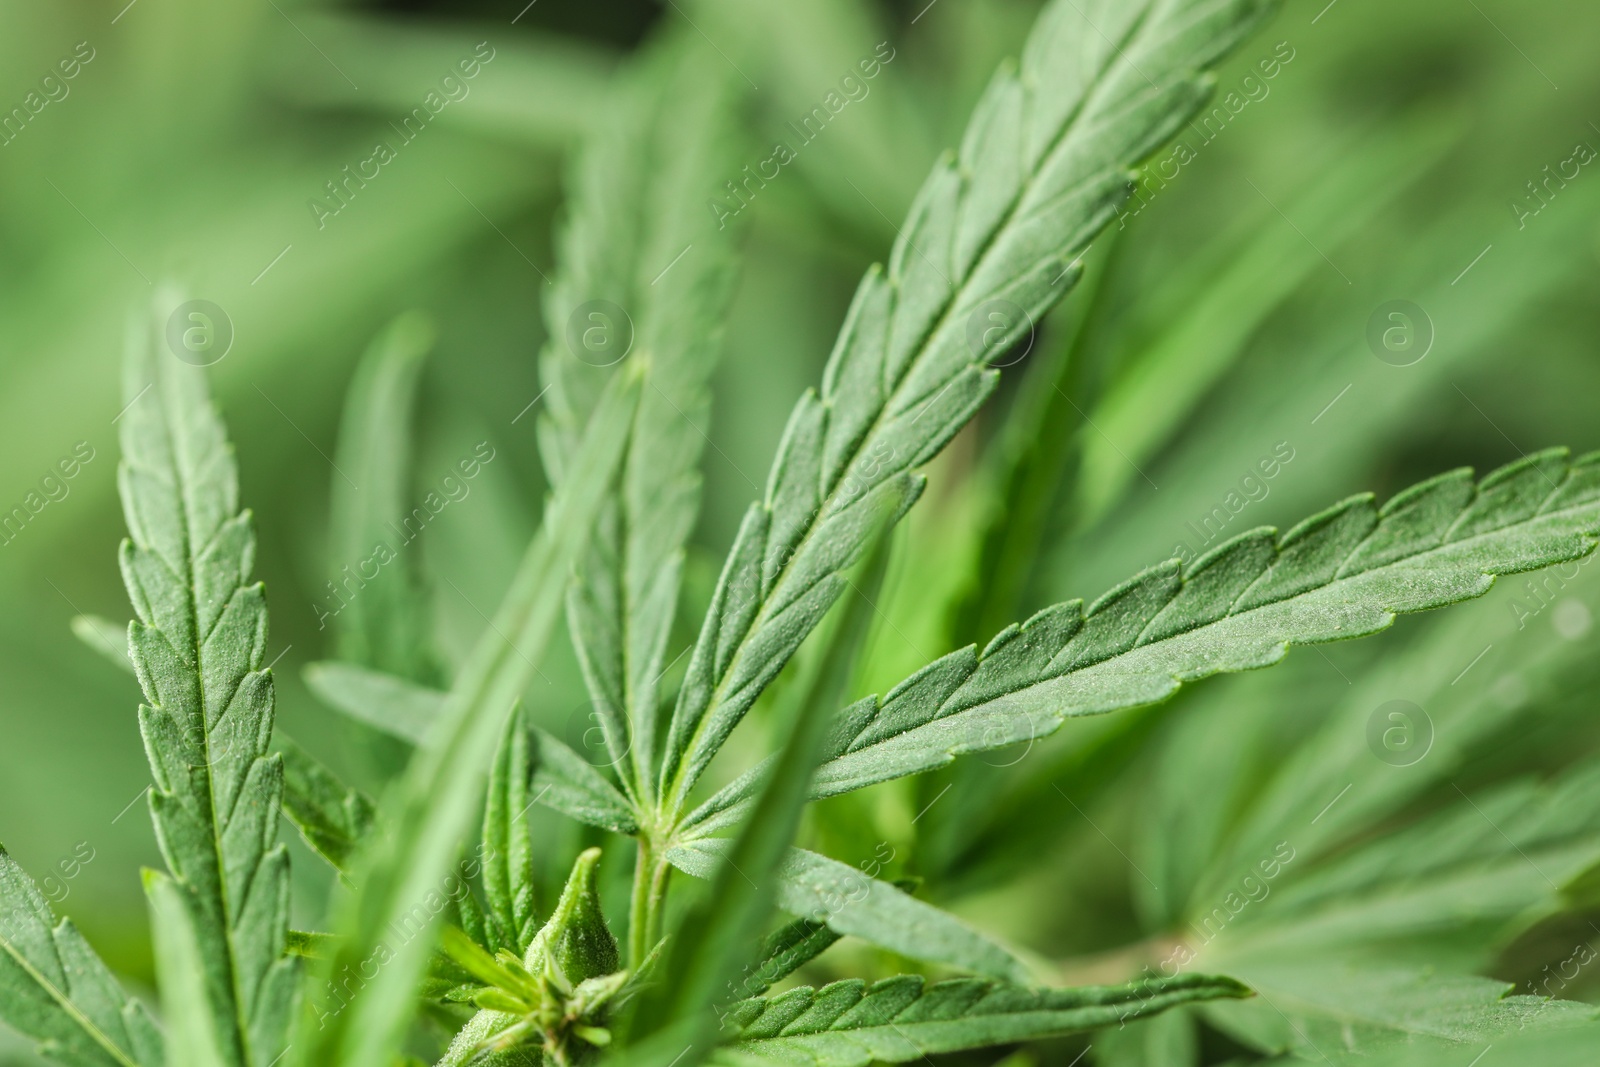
[
  {"xmin": 326, "ymin": 312, "xmax": 439, "ymax": 684},
  {"xmin": 666, "ymin": 841, "xmax": 1029, "ymax": 983},
  {"xmin": 302, "ymin": 660, "xmax": 448, "ymax": 746},
  {"xmin": 71, "ymin": 615, "xmax": 134, "ymax": 674},
  {"xmin": 299, "ymin": 368, "xmax": 640, "ymax": 1067}
]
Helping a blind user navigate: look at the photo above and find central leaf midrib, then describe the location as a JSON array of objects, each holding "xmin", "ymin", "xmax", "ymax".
[
  {"xmin": 829, "ymin": 495, "xmax": 1597, "ymax": 764},
  {"xmin": 0, "ymin": 932, "xmax": 140, "ymax": 1067},
  {"xmin": 160, "ymin": 383, "xmax": 255, "ymax": 1067}
]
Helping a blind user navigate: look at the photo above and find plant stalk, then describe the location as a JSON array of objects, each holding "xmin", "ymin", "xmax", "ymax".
[{"xmin": 628, "ymin": 837, "xmax": 672, "ymax": 969}]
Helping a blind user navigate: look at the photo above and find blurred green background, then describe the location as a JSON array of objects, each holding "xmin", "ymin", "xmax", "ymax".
[{"xmin": 2, "ymin": 0, "xmax": 1599, "ymax": 1060}]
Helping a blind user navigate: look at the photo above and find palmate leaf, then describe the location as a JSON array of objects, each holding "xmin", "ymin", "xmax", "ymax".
[
  {"xmin": 1182, "ymin": 761, "xmax": 1600, "ymax": 1055},
  {"xmin": 680, "ymin": 450, "xmax": 1600, "ymax": 813},
  {"xmin": 301, "ymin": 660, "xmax": 447, "ymax": 747},
  {"xmin": 536, "ymin": 28, "xmax": 741, "ymax": 804},
  {"xmin": 116, "ymin": 310, "xmax": 295, "ymax": 1067},
  {"xmin": 299, "ymin": 368, "xmax": 640, "ymax": 1067},
  {"xmin": 657, "ymin": 0, "xmax": 1280, "ymax": 810},
  {"xmin": 1180, "ymin": 589, "xmax": 1599, "ymax": 917},
  {"xmin": 0, "ymin": 848, "xmax": 162, "ymax": 1067},
  {"xmin": 710, "ymin": 972, "xmax": 1249, "ymax": 1067}
]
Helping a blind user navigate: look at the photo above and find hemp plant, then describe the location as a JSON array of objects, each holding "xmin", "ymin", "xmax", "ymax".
[{"xmin": 4, "ymin": 2, "xmax": 1600, "ymax": 1066}]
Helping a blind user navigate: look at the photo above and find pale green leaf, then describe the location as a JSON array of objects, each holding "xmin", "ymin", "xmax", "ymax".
[
  {"xmin": 302, "ymin": 660, "xmax": 448, "ymax": 747},
  {"xmin": 0, "ymin": 847, "xmax": 161, "ymax": 1067},
  {"xmin": 116, "ymin": 306, "xmax": 295, "ymax": 1067},
  {"xmin": 711, "ymin": 972, "xmax": 1248, "ymax": 1067},
  {"xmin": 658, "ymin": 0, "xmax": 1281, "ymax": 810},
  {"xmin": 1078, "ymin": 112, "xmax": 1459, "ymax": 523},
  {"xmin": 529, "ymin": 727, "xmax": 639, "ymax": 836},
  {"xmin": 70, "ymin": 615, "xmax": 134, "ymax": 674},
  {"xmin": 1092, "ymin": 1007, "xmax": 1197, "ymax": 1067},
  {"xmin": 1265, "ymin": 1020, "xmax": 1600, "ymax": 1066},
  {"xmin": 1186, "ymin": 589, "xmax": 1600, "ymax": 915},
  {"xmin": 537, "ymin": 29, "xmax": 742, "ymax": 804},
  {"xmin": 666, "ymin": 842, "xmax": 1029, "ymax": 984},
  {"xmin": 146, "ymin": 871, "xmax": 230, "ymax": 1067},
  {"xmin": 326, "ymin": 311, "xmax": 439, "ymax": 682},
  {"xmin": 1198, "ymin": 961, "xmax": 1592, "ymax": 1056},
  {"xmin": 300, "ymin": 367, "xmax": 640, "ymax": 1067}
]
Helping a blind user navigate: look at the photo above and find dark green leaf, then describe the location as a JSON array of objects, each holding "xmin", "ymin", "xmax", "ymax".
[{"xmin": 800, "ymin": 451, "xmax": 1600, "ymax": 801}]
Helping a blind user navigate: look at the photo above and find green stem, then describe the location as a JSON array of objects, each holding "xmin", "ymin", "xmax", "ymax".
[{"xmin": 628, "ymin": 838, "xmax": 671, "ymax": 969}]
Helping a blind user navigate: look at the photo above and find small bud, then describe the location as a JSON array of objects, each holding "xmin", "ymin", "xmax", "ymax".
[{"xmin": 529, "ymin": 847, "xmax": 619, "ymax": 987}]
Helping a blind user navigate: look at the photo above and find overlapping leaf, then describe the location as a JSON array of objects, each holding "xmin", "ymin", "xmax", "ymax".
[
  {"xmin": 276, "ymin": 737, "xmax": 376, "ymax": 876},
  {"xmin": 666, "ymin": 842, "xmax": 1029, "ymax": 984}
]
